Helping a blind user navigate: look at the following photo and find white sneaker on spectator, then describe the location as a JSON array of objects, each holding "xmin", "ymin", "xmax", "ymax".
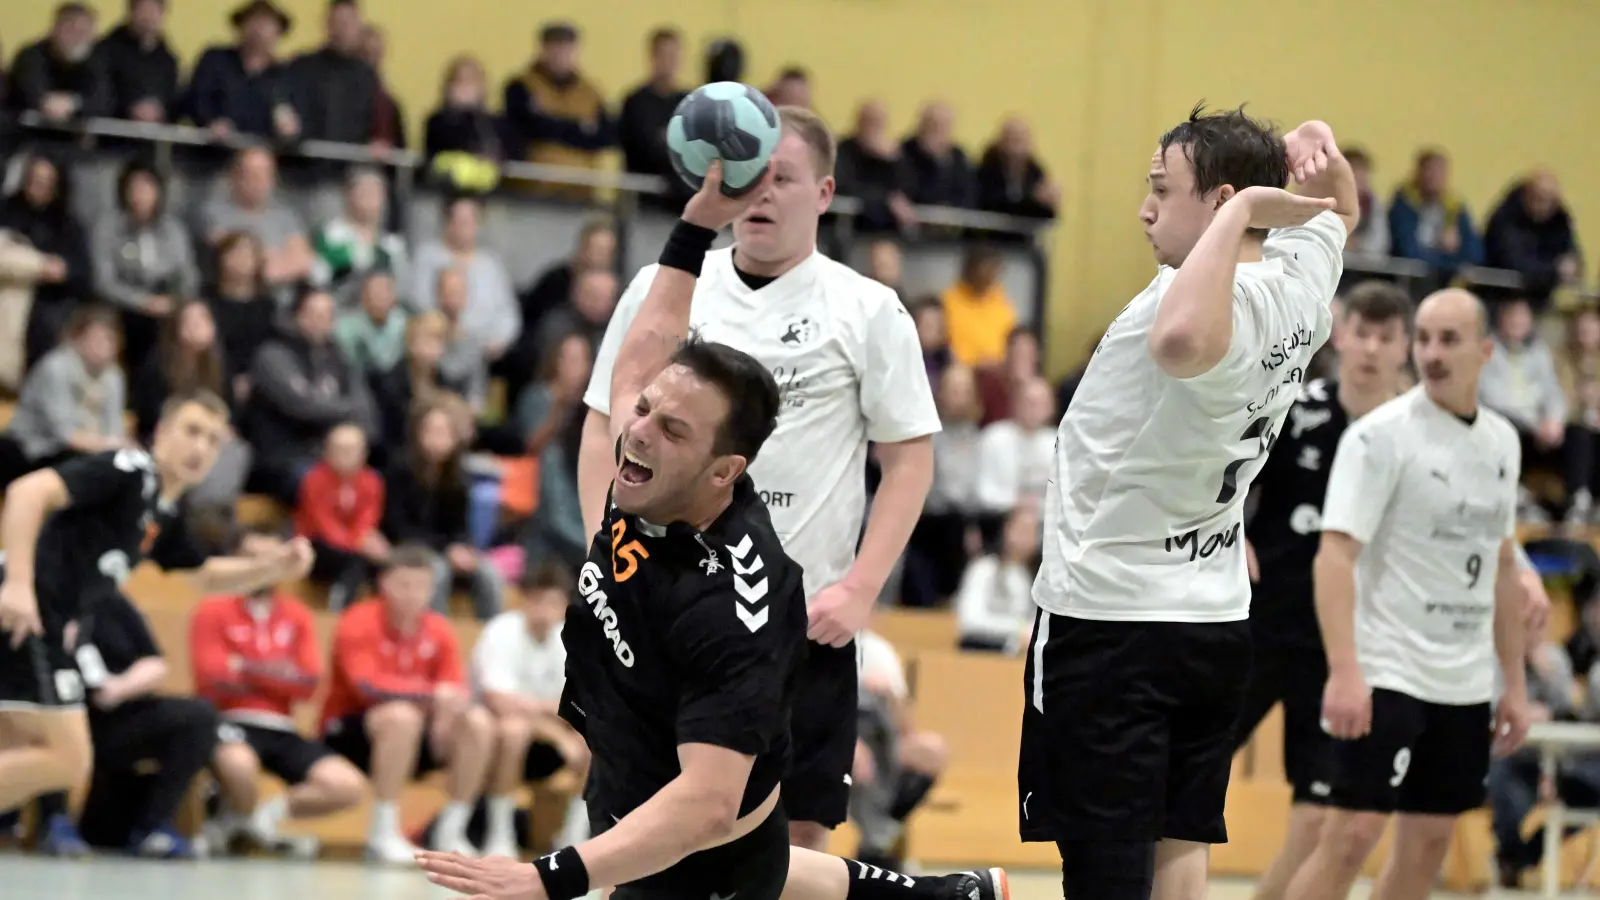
[
  {"xmin": 554, "ymin": 798, "xmax": 590, "ymax": 849},
  {"xmin": 482, "ymin": 832, "xmax": 519, "ymax": 860},
  {"xmin": 365, "ymin": 834, "xmax": 422, "ymax": 866},
  {"xmin": 200, "ymin": 815, "xmax": 245, "ymax": 855}
]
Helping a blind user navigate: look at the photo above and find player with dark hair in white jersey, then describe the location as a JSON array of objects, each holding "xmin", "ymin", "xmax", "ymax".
[
  {"xmin": 1285, "ymin": 288, "xmax": 1533, "ymax": 900},
  {"xmin": 577, "ymin": 106, "xmax": 939, "ymax": 853},
  {"xmin": 1018, "ymin": 107, "xmax": 1359, "ymax": 900}
]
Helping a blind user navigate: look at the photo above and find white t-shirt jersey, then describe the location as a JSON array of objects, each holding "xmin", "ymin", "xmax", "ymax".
[
  {"xmin": 471, "ymin": 613, "xmax": 567, "ymax": 702},
  {"xmin": 585, "ymin": 248, "xmax": 942, "ymax": 598},
  {"xmin": 1034, "ymin": 210, "xmax": 1345, "ymax": 623},
  {"xmin": 1320, "ymin": 387, "xmax": 1521, "ymax": 705}
]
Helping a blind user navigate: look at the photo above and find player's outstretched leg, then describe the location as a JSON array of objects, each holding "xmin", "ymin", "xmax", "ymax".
[{"xmin": 782, "ymin": 845, "xmax": 1008, "ymax": 900}]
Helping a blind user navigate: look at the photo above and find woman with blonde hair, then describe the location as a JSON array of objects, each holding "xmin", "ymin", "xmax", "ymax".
[{"xmin": 368, "ymin": 311, "xmax": 473, "ymax": 469}]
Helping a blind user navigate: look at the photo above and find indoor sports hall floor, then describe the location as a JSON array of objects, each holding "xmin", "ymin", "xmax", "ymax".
[{"xmin": 2, "ymin": 856, "xmax": 1497, "ymax": 900}]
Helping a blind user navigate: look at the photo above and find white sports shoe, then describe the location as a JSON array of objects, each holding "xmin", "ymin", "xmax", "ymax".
[
  {"xmin": 481, "ymin": 833, "xmax": 519, "ymax": 860},
  {"xmin": 365, "ymin": 834, "xmax": 422, "ymax": 866}
]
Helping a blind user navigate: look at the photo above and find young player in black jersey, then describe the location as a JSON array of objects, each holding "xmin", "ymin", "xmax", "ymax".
[
  {"xmin": 1235, "ymin": 281, "xmax": 1412, "ymax": 900},
  {"xmin": 419, "ymin": 163, "xmax": 1005, "ymax": 900},
  {"xmin": 0, "ymin": 391, "xmax": 316, "ymax": 816}
]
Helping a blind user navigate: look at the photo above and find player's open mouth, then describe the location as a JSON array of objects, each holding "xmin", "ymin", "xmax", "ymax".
[
  {"xmin": 620, "ymin": 450, "xmax": 654, "ymax": 485},
  {"xmin": 745, "ymin": 214, "xmax": 775, "ymax": 225}
]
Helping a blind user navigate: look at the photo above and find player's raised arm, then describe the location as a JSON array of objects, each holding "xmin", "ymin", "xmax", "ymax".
[
  {"xmin": 1283, "ymin": 120, "xmax": 1361, "ymax": 236},
  {"xmin": 184, "ymin": 537, "xmax": 316, "ymax": 597},
  {"xmin": 607, "ymin": 162, "xmax": 772, "ymax": 436}
]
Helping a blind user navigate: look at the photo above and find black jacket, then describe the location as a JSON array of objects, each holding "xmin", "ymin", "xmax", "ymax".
[
  {"xmin": 245, "ymin": 326, "xmax": 376, "ymax": 464},
  {"xmin": 93, "ymin": 24, "xmax": 181, "ymax": 120},
  {"xmin": 286, "ymin": 47, "xmax": 377, "ymax": 144},
  {"xmin": 381, "ymin": 458, "xmax": 469, "ymax": 550},
  {"xmin": 6, "ymin": 38, "xmax": 109, "ymax": 116},
  {"xmin": 1484, "ymin": 184, "xmax": 1581, "ymax": 303}
]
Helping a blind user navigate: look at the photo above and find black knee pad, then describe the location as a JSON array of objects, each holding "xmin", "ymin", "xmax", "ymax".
[{"xmin": 1057, "ymin": 839, "xmax": 1157, "ymax": 900}]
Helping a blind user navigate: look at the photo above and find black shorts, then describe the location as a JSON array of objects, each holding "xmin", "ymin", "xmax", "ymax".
[
  {"xmin": 523, "ymin": 741, "xmax": 566, "ymax": 782},
  {"xmin": 1325, "ymin": 688, "xmax": 1491, "ymax": 816},
  {"xmin": 607, "ymin": 804, "xmax": 789, "ymax": 900},
  {"xmin": 781, "ymin": 639, "xmax": 859, "ymax": 828},
  {"xmin": 1235, "ymin": 641, "xmax": 1334, "ymax": 805},
  {"xmin": 323, "ymin": 711, "xmax": 444, "ymax": 777},
  {"xmin": 218, "ymin": 720, "xmax": 335, "ymax": 786},
  {"xmin": 0, "ymin": 630, "xmax": 84, "ymax": 711},
  {"xmin": 1018, "ymin": 610, "xmax": 1252, "ymax": 844}
]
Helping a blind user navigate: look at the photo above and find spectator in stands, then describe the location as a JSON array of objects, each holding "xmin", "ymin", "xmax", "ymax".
[
  {"xmin": 1556, "ymin": 308, "xmax": 1600, "ymax": 526},
  {"xmin": 90, "ymin": 160, "xmax": 198, "ymax": 377},
  {"xmin": 1481, "ymin": 298, "xmax": 1571, "ymax": 521},
  {"xmin": 955, "ymin": 504, "xmax": 1041, "ymax": 653},
  {"xmin": 974, "ymin": 376, "xmax": 1056, "ymax": 523},
  {"xmin": 284, "ymin": 0, "xmax": 377, "ymax": 147},
  {"xmin": 131, "ymin": 299, "xmax": 252, "ymax": 512},
  {"xmin": 864, "ymin": 239, "xmax": 904, "ymax": 297},
  {"xmin": 908, "ymin": 296, "xmax": 952, "ymax": 389},
  {"xmin": 206, "ymin": 230, "xmax": 279, "ymax": 405},
  {"xmin": 0, "ymin": 152, "xmax": 93, "ymax": 370},
  {"xmin": 296, "ymin": 422, "xmax": 387, "ymax": 607},
  {"xmin": 514, "ymin": 332, "xmax": 593, "ymax": 572},
  {"xmin": 1485, "ymin": 169, "xmax": 1583, "ymax": 311},
  {"xmin": 975, "ymin": 117, "xmax": 1060, "ymax": 222},
  {"xmin": 368, "ymin": 312, "xmax": 472, "ymax": 467},
  {"xmin": 502, "ymin": 22, "xmax": 616, "ymax": 200},
  {"xmin": 310, "ymin": 167, "xmax": 408, "ymax": 309},
  {"xmin": 334, "ymin": 270, "xmax": 407, "ymax": 377},
  {"xmin": 192, "ymin": 568, "xmax": 366, "ymax": 858},
  {"xmin": 900, "ymin": 102, "xmax": 976, "ymax": 211},
  {"xmin": 382, "ymin": 399, "xmax": 504, "ymax": 619},
  {"xmin": 423, "ymin": 55, "xmax": 509, "ymax": 193},
  {"xmin": 836, "ymin": 100, "xmax": 917, "ymax": 234},
  {"xmin": 850, "ymin": 629, "xmax": 948, "ymax": 869},
  {"xmin": 532, "ymin": 267, "xmax": 616, "ymax": 363},
  {"xmin": 411, "ymin": 195, "xmax": 519, "ymax": 363},
  {"xmin": 245, "ymin": 287, "xmax": 377, "ymax": 504},
  {"xmin": 358, "ymin": 24, "xmax": 405, "ymax": 150},
  {"xmin": 430, "ymin": 268, "xmax": 491, "ymax": 412},
  {"xmin": 0, "ymin": 304, "xmax": 126, "ymax": 489},
  {"xmin": 940, "ymin": 244, "xmax": 1015, "ymax": 368},
  {"xmin": 901, "ymin": 363, "xmax": 982, "ymax": 608},
  {"xmin": 471, "ymin": 560, "xmax": 592, "ymax": 857},
  {"xmin": 185, "ymin": 0, "xmax": 298, "ymax": 140},
  {"xmin": 1342, "ymin": 147, "xmax": 1390, "ymax": 257},
  {"xmin": 1388, "ymin": 148, "xmax": 1483, "ymax": 279},
  {"xmin": 767, "ymin": 66, "xmax": 813, "ymax": 109},
  {"xmin": 977, "ymin": 326, "xmax": 1043, "ymax": 426},
  {"xmin": 198, "ymin": 147, "xmax": 313, "ymax": 295},
  {"xmin": 49, "ymin": 592, "xmax": 219, "ymax": 857},
  {"xmin": 518, "ymin": 217, "xmax": 615, "ymax": 349},
  {"xmin": 320, "ymin": 545, "xmax": 496, "ymax": 861},
  {"xmin": 5, "ymin": 2, "xmax": 107, "ymax": 121},
  {"xmin": 617, "ymin": 28, "xmax": 688, "ymax": 193},
  {"xmin": 92, "ymin": 0, "xmax": 178, "ymax": 123}
]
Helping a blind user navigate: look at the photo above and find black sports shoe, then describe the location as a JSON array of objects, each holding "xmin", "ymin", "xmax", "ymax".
[{"xmin": 945, "ymin": 868, "xmax": 1010, "ymax": 900}]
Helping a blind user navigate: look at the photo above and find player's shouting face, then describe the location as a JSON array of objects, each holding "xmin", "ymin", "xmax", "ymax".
[{"xmin": 615, "ymin": 364, "xmax": 746, "ymax": 524}]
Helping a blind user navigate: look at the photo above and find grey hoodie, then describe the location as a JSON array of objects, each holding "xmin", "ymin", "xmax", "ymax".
[
  {"xmin": 90, "ymin": 213, "xmax": 199, "ymax": 312},
  {"xmin": 1481, "ymin": 336, "xmax": 1567, "ymax": 431}
]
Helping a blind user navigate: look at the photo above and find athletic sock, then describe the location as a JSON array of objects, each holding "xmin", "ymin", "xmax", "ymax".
[
  {"xmin": 844, "ymin": 859, "xmax": 961, "ymax": 900},
  {"xmin": 435, "ymin": 801, "xmax": 473, "ymax": 847},
  {"xmin": 248, "ymin": 795, "xmax": 288, "ymax": 842},
  {"xmin": 368, "ymin": 800, "xmax": 402, "ymax": 845},
  {"xmin": 484, "ymin": 795, "xmax": 517, "ymax": 847},
  {"xmin": 888, "ymin": 772, "xmax": 937, "ymax": 821}
]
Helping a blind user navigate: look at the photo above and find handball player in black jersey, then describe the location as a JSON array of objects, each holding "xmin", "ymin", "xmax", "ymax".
[
  {"xmin": 1235, "ymin": 282, "xmax": 1411, "ymax": 900},
  {"xmin": 419, "ymin": 163, "xmax": 1005, "ymax": 900},
  {"xmin": 0, "ymin": 391, "xmax": 317, "ymax": 816}
]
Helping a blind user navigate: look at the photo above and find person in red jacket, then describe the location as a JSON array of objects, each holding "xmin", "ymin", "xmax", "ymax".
[
  {"xmin": 320, "ymin": 543, "xmax": 495, "ymax": 863},
  {"xmin": 191, "ymin": 561, "xmax": 366, "ymax": 857},
  {"xmin": 296, "ymin": 422, "xmax": 390, "ymax": 608}
]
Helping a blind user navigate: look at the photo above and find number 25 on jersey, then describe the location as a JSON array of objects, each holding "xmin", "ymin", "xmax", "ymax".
[{"xmin": 612, "ymin": 519, "xmax": 649, "ymax": 582}]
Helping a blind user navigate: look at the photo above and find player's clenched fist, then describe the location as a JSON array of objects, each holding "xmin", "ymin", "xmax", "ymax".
[
  {"xmin": 681, "ymin": 161, "xmax": 774, "ymax": 233},
  {"xmin": 1321, "ymin": 667, "xmax": 1372, "ymax": 740}
]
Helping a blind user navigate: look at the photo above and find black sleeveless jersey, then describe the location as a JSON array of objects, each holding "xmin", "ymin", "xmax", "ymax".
[
  {"xmin": 558, "ymin": 474, "xmax": 807, "ymax": 823},
  {"xmin": 1246, "ymin": 378, "xmax": 1349, "ymax": 649}
]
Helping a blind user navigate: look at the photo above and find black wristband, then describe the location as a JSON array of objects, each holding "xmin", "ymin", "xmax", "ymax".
[
  {"xmin": 533, "ymin": 845, "xmax": 590, "ymax": 900},
  {"xmin": 657, "ymin": 219, "xmax": 719, "ymax": 275}
]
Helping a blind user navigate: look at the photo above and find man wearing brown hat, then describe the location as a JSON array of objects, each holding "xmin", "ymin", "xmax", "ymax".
[{"xmin": 186, "ymin": 0, "xmax": 299, "ymax": 140}]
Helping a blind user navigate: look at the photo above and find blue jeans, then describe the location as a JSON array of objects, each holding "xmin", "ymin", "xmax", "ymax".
[
  {"xmin": 467, "ymin": 475, "xmax": 502, "ymax": 550},
  {"xmin": 1489, "ymin": 746, "xmax": 1600, "ymax": 868},
  {"xmin": 431, "ymin": 554, "xmax": 505, "ymax": 621}
]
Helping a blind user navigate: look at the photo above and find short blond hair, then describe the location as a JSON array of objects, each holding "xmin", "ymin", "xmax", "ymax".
[{"xmin": 778, "ymin": 106, "xmax": 836, "ymax": 178}]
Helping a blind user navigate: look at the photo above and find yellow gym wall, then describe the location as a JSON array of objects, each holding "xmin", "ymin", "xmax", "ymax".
[{"xmin": 5, "ymin": 0, "xmax": 1598, "ymax": 376}]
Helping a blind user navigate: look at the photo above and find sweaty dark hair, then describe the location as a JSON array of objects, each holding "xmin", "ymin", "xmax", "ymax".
[
  {"xmin": 1159, "ymin": 103, "xmax": 1289, "ymax": 235},
  {"xmin": 670, "ymin": 334, "xmax": 781, "ymax": 464},
  {"xmin": 1341, "ymin": 280, "xmax": 1414, "ymax": 332}
]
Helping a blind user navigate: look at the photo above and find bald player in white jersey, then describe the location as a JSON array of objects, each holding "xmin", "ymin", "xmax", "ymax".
[
  {"xmin": 578, "ymin": 106, "xmax": 940, "ymax": 852},
  {"xmin": 1285, "ymin": 289, "xmax": 1533, "ymax": 900},
  {"xmin": 1017, "ymin": 108, "xmax": 1360, "ymax": 900}
]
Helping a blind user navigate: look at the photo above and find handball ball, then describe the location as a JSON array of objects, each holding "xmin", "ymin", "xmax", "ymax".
[{"xmin": 666, "ymin": 82, "xmax": 782, "ymax": 198}]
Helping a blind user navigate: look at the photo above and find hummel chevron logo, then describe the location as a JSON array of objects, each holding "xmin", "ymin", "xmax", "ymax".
[{"xmin": 727, "ymin": 535, "xmax": 769, "ymax": 633}]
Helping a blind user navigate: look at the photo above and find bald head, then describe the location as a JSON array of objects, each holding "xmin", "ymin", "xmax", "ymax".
[
  {"xmin": 1524, "ymin": 168, "xmax": 1562, "ymax": 222},
  {"xmin": 1417, "ymin": 288, "xmax": 1488, "ymax": 340}
]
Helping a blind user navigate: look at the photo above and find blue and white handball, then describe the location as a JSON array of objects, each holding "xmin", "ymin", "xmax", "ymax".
[{"xmin": 666, "ymin": 81, "xmax": 782, "ymax": 198}]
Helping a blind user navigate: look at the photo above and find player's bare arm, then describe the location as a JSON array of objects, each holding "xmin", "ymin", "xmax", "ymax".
[
  {"xmin": 607, "ymin": 162, "xmax": 774, "ymax": 442},
  {"xmin": 1150, "ymin": 189, "xmax": 1337, "ymax": 379},
  {"xmin": 578, "ymin": 408, "xmax": 616, "ymax": 539},
  {"xmin": 1313, "ymin": 529, "xmax": 1369, "ymax": 739},
  {"xmin": 1491, "ymin": 537, "xmax": 1532, "ymax": 755},
  {"xmin": 1283, "ymin": 120, "xmax": 1361, "ymax": 236},
  {"xmin": 185, "ymin": 538, "xmax": 316, "ymax": 596},
  {"xmin": 0, "ymin": 468, "xmax": 72, "ymax": 642},
  {"xmin": 808, "ymin": 437, "xmax": 933, "ymax": 646}
]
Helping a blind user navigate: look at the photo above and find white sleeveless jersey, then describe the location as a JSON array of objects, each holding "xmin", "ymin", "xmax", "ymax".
[
  {"xmin": 1034, "ymin": 211, "xmax": 1346, "ymax": 623},
  {"xmin": 586, "ymin": 248, "xmax": 941, "ymax": 599}
]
